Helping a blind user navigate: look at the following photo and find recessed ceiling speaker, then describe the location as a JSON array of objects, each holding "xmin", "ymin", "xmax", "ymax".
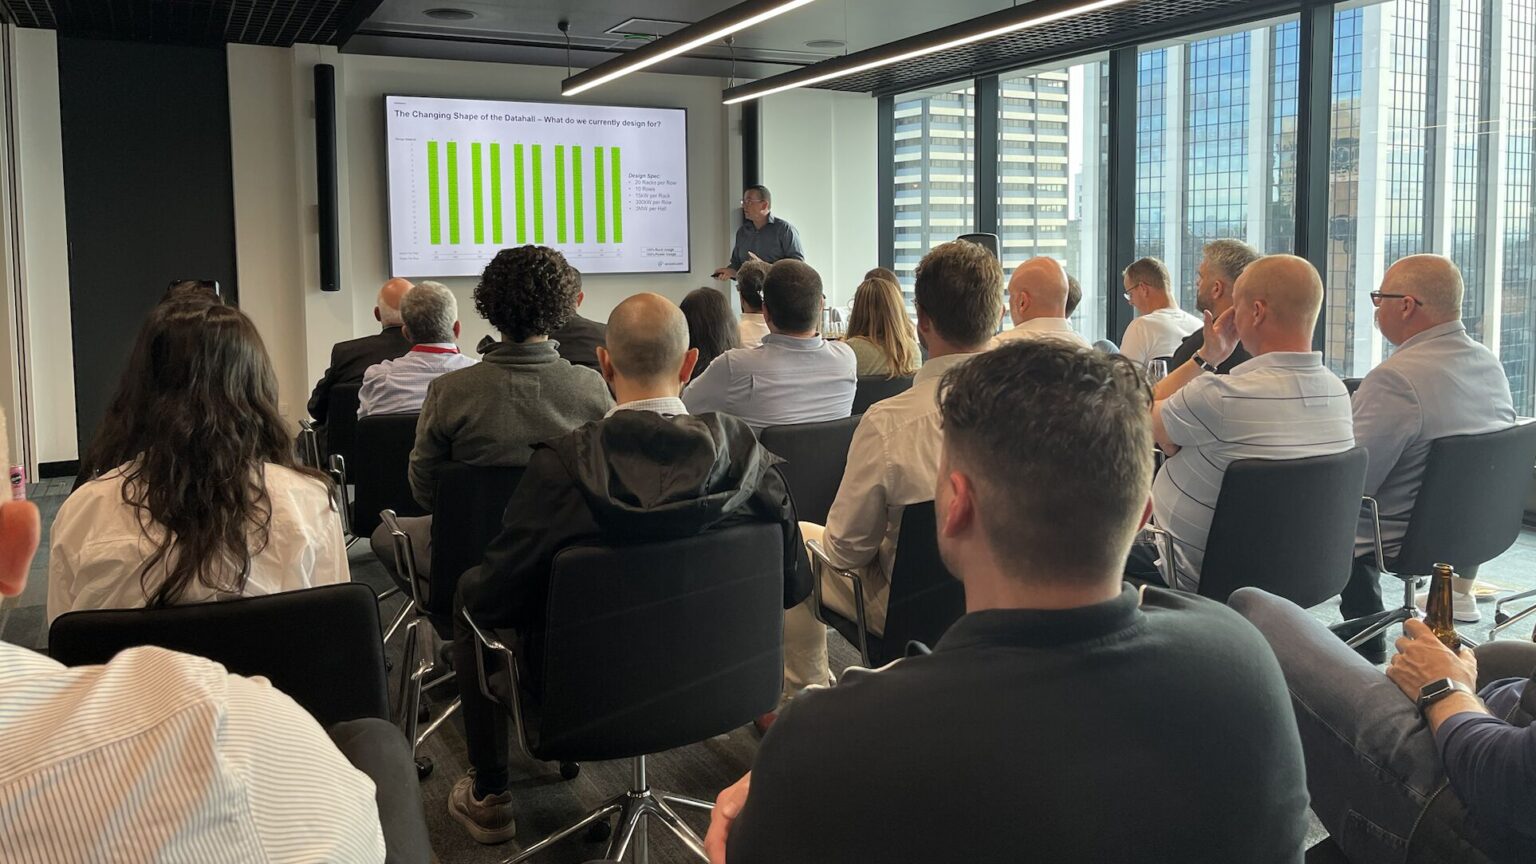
[
  {"xmin": 804, "ymin": 39, "xmax": 846, "ymax": 49},
  {"xmin": 424, "ymin": 8, "xmax": 477, "ymax": 21}
]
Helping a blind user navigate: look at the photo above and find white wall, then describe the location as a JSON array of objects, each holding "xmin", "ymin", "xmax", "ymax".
[
  {"xmin": 13, "ymin": 29, "xmax": 75, "ymax": 464},
  {"xmin": 760, "ymin": 89, "xmax": 879, "ymax": 308},
  {"xmin": 226, "ymin": 46, "xmax": 740, "ymax": 427}
]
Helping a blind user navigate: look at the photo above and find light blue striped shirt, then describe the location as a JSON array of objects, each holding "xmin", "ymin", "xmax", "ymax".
[{"xmin": 682, "ymin": 333, "xmax": 857, "ymax": 429}]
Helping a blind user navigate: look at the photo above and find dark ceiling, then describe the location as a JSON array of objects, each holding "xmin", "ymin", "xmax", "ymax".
[{"xmin": 0, "ymin": 0, "xmax": 380, "ymax": 46}]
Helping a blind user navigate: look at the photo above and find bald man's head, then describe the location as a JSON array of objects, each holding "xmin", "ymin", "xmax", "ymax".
[
  {"xmin": 1383, "ymin": 254, "xmax": 1464, "ymax": 320},
  {"xmin": 606, "ymin": 292, "xmax": 690, "ymax": 381},
  {"xmin": 1007, "ymin": 257, "xmax": 1070, "ymax": 321},
  {"xmin": 377, "ymin": 277, "xmax": 413, "ymax": 327},
  {"xmin": 1233, "ymin": 254, "xmax": 1323, "ymax": 340}
]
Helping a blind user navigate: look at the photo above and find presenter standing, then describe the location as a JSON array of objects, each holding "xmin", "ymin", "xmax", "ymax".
[{"xmin": 712, "ymin": 185, "xmax": 805, "ymax": 280}]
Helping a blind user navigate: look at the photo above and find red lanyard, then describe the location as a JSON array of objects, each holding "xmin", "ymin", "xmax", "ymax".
[{"xmin": 410, "ymin": 345, "xmax": 460, "ymax": 355}]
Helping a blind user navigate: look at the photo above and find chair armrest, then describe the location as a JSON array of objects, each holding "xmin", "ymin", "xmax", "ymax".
[
  {"xmin": 380, "ymin": 510, "xmax": 425, "ymax": 609},
  {"xmin": 298, "ymin": 420, "xmax": 321, "ymax": 470},
  {"xmin": 806, "ymin": 538, "xmax": 873, "ymax": 667},
  {"xmin": 329, "ymin": 454, "xmax": 352, "ymax": 536},
  {"xmin": 1363, "ymin": 496, "xmax": 1386, "ymax": 573},
  {"xmin": 1137, "ymin": 525, "xmax": 1178, "ymax": 590},
  {"xmin": 461, "ymin": 609, "xmax": 533, "ymax": 757}
]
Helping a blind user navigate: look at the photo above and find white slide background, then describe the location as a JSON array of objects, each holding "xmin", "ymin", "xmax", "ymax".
[{"xmin": 385, "ymin": 95, "xmax": 689, "ymax": 276}]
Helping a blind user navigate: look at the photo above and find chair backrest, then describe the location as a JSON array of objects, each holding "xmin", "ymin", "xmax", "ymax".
[
  {"xmin": 534, "ymin": 522, "xmax": 784, "ymax": 761},
  {"xmin": 426, "ymin": 461, "xmax": 526, "ymax": 619},
  {"xmin": 852, "ymin": 375, "xmax": 914, "ymax": 415},
  {"xmin": 351, "ymin": 412, "xmax": 424, "ymax": 538},
  {"xmin": 325, "ymin": 382, "xmax": 364, "ymax": 466},
  {"xmin": 1393, "ymin": 422, "xmax": 1536, "ymax": 575},
  {"xmin": 1342, "ymin": 377, "xmax": 1363, "ymax": 395},
  {"xmin": 48, "ymin": 584, "xmax": 389, "ymax": 727},
  {"xmin": 1198, "ymin": 447, "xmax": 1369, "ymax": 606},
  {"xmin": 759, "ymin": 416, "xmax": 861, "ymax": 525},
  {"xmin": 877, "ymin": 502, "xmax": 964, "ymax": 663}
]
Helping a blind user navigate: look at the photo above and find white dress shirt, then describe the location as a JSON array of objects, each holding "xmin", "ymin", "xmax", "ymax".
[
  {"xmin": 682, "ymin": 333, "xmax": 857, "ymax": 429},
  {"xmin": 605, "ymin": 396, "xmax": 689, "ymax": 419},
  {"xmin": 991, "ymin": 317, "xmax": 1092, "ymax": 349},
  {"xmin": 819, "ymin": 352, "xmax": 975, "ymax": 630},
  {"xmin": 357, "ymin": 343, "xmax": 479, "ymax": 418},
  {"xmin": 739, "ymin": 313, "xmax": 770, "ymax": 348},
  {"xmin": 1154, "ymin": 352, "xmax": 1355, "ymax": 589},
  {"xmin": 48, "ymin": 463, "xmax": 350, "ymax": 624},
  {"xmin": 1119, "ymin": 307, "xmax": 1204, "ymax": 366},
  {"xmin": 1352, "ymin": 320, "xmax": 1517, "ymax": 559},
  {"xmin": 0, "ymin": 641, "xmax": 385, "ymax": 864}
]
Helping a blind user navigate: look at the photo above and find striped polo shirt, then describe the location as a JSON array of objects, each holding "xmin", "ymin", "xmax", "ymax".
[{"xmin": 1153, "ymin": 351, "xmax": 1354, "ymax": 590}]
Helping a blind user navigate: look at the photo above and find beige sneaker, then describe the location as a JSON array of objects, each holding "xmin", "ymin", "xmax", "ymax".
[{"xmin": 448, "ymin": 775, "xmax": 517, "ymax": 844}]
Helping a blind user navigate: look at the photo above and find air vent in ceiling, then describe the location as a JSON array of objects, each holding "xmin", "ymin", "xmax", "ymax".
[{"xmin": 604, "ymin": 17, "xmax": 692, "ymax": 39}]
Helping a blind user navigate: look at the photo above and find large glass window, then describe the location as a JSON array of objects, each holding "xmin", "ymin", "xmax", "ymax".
[
  {"xmin": 1326, "ymin": 0, "xmax": 1536, "ymax": 415},
  {"xmin": 1134, "ymin": 18, "xmax": 1301, "ymax": 312},
  {"xmin": 997, "ymin": 57, "xmax": 1110, "ymax": 340},
  {"xmin": 892, "ymin": 82, "xmax": 976, "ymax": 310}
]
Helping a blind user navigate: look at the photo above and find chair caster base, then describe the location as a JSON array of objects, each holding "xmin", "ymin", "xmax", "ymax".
[
  {"xmin": 560, "ymin": 761, "xmax": 581, "ymax": 781},
  {"xmin": 415, "ymin": 757, "xmax": 433, "ymax": 779}
]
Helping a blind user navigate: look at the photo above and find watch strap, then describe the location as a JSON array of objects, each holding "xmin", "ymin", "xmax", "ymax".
[
  {"xmin": 1192, "ymin": 352, "xmax": 1219, "ymax": 373},
  {"xmin": 1417, "ymin": 678, "xmax": 1475, "ymax": 711}
]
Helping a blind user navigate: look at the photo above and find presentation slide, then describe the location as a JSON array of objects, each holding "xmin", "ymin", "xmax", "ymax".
[{"xmin": 385, "ymin": 95, "xmax": 689, "ymax": 277}]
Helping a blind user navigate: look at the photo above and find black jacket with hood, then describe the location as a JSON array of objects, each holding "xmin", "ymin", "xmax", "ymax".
[{"xmin": 458, "ymin": 408, "xmax": 809, "ymax": 677}]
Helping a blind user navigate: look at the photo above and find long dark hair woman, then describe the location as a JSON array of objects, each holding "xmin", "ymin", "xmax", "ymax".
[
  {"xmin": 48, "ymin": 302, "xmax": 348, "ymax": 622},
  {"xmin": 681, "ymin": 287, "xmax": 742, "ymax": 380}
]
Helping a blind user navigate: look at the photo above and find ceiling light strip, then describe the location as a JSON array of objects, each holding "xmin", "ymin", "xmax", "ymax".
[
  {"xmin": 721, "ymin": 0, "xmax": 1134, "ymax": 104},
  {"xmin": 562, "ymin": 0, "xmax": 818, "ymax": 97}
]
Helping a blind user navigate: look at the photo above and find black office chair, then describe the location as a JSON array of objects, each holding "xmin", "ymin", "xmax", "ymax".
[
  {"xmin": 383, "ymin": 461, "xmax": 526, "ymax": 777},
  {"xmin": 806, "ymin": 501, "xmax": 962, "ymax": 668},
  {"xmin": 760, "ymin": 416, "xmax": 861, "ymax": 526},
  {"xmin": 351, "ymin": 413, "xmax": 424, "ymax": 541},
  {"xmin": 48, "ymin": 584, "xmax": 431, "ymax": 863},
  {"xmin": 851, "ymin": 375, "xmax": 914, "ymax": 415},
  {"xmin": 464, "ymin": 522, "xmax": 784, "ymax": 863},
  {"xmin": 1191, "ymin": 448, "xmax": 1369, "ymax": 606},
  {"xmin": 49, "ymin": 583, "xmax": 389, "ymax": 727},
  {"xmin": 1338, "ymin": 422, "xmax": 1536, "ymax": 647},
  {"xmin": 1342, "ymin": 377, "xmax": 1363, "ymax": 395}
]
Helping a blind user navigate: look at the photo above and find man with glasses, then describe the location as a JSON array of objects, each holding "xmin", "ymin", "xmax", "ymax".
[
  {"xmin": 712, "ymin": 185, "xmax": 805, "ymax": 281},
  {"xmin": 1118, "ymin": 256, "xmax": 1202, "ymax": 367},
  {"xmin": 1341, "ymin": 255, "xmax": 1515, "ymax": 659}
]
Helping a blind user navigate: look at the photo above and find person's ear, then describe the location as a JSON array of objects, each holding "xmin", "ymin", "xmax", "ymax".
[
  {"xmin": 679, "ymin": 347, "xmax": 699, "ymax": 384},
  {"xmin": 374, "ymin": 307, "xmax": 382, "ymax": 323},
  {"xmin": 452, "ymin": 320, "xmax": 462, "ymax": 339},
  {"xmin": 1016, "ymin": 290, "xmax": 1031, "ymax": 316},
  {"xmin": 0, "ymin": 499, "xmax": 40, "ymax": 598},
  {"xmin": 401, "ymin": 325, "xmax": 414, "ymax": 343},
  {"xmin": 1251, "ymin": 298, "xmax": 1268, "ymax": 328},
  {"xmin": 596, "ymin": 346, "xmax": 617, "ymax": 384},
  {"xmin": 575, "ymin": 291, "xmax": 585, "ymax": 308},
  {"xmin": 939, "ymin": 471, "xmax": 976, "ymax": 540}
]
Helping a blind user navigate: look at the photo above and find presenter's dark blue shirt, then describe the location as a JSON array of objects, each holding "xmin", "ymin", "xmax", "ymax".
[{"xmin": 730, "ymin": 214, "xmax": 804, "ymax": 269}]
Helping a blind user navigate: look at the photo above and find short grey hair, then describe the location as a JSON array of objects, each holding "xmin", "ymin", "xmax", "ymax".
[
  {"xmin": 1202, "ymin": 239, "xmax": 1261, "ymax": 285},
  {"xmin": 401, "ymin": 280, "xmax": 458, "ymax": 344}
]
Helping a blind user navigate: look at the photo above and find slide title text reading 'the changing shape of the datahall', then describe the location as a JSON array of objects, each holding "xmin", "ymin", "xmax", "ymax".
[{"xmin": 395, "ymin": 110, "xmax": 663, "ymax": 129}]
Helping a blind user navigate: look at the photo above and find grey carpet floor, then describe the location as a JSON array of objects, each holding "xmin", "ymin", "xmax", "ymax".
[{"xmin": 5, "ymin": 481, "xmax": 1535, "ymax": 863}]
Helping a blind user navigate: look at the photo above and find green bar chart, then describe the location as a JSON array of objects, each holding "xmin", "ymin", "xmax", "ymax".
[{"xmin": 423, "ymin": 139, "xmax": 626, "ymax": 248}]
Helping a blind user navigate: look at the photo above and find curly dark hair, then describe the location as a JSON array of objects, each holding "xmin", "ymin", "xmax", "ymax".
[{"xmin": 474, "ymin": 246, "xmax": 577, "ymax": 341}]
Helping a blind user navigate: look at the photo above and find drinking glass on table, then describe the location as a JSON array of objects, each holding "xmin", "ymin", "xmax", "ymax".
[{"xmin": 1145, "ymin": 358, "xmax": 1170, "ymax": 386}]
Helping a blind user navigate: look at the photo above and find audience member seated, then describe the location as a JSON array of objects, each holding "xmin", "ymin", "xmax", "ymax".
[
  {"xmin": 864, "ymin": 266, "xmax": 899, "ymax": 284},
  {"xmin": 683, "ymin": 260, "xmax": 856, "ymax": 429},
  {"xmin": 1118, "ymin": 256, "xmax": 1202, "ymax": 367},
  {"xmin": 1236, "ymin": 588, "xmax": 1536, "ymax": 863},
  {"xmin": 1155, "ymin": 239, "xmax": 1259, "ymax": 396},
  {"xmin": 843, "ymin": 275, "xmax": 920, "ymax": 378},
  {"xmin": 49, "ymin": 302, "xmax": 349, "ymax": 620},
  {"xmin": 307, "ymin": 277, "xmax": 413, "ymax": 423},
  {"xmin": 681, "ymin": 286, "xmax": 742, "ymax": 381},
  {"xmin": 735, "ymin": 260, "xmax": 771, "ymax": 348},
  {"xmin": 546, "ymin": 264, "xmax": 607, "ymax": 370},
  {"xmin": 1341, "ymin": 255, "xmax": 1517, "ymax": 639},
  {"xmin": 371, "ymin": 245, "xmax": 612, "ymax": 582},
  {"xmin": 1065, "ymin": 272, "xmax": 1082, "ymax": 318},
  {"xmin": 1125, "ymin": 255, "xmax": 1354, "ymax": 592},
  {"xmin": 783, "ymin": 239, "xmax": 1002, "ymax": 695},
  {"xmin": 447, "ymin": 293, "xmax": 808, "ymax": 844},
  {"xmin": 162, "ymin": 279, "xmax": 222, "ymax": 305},
  {"xmin": 707, "ymin": 341, "xmax": 1310, "ymax": 863},
  {"xmin": 991, "ymin": 257, "xmax": 1091, "ymax": 348},
  {"xmin": 0, "ymin": 411, "xmax": 388, "ymax": 863},
  {"xmin": 357, "ymin": 280, "xmax": 477, "ymax": 418}
]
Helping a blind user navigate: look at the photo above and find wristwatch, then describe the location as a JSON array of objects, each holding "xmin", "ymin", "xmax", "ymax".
[
  {"xmin": 1192, "ymin": 352, "xmax": 1219, "ymax": 373},
  {"xmin": 1417, "ymin": 678, "xmax": 1476, "ymax": 712}
]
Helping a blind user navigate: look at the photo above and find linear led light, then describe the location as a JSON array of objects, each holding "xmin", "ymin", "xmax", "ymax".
[
  {"xmin": 563, "ymin": 0, "xmax": 818, "ymax": 97},
  {"xmin": 722, "ymin": 0, "xmax": 1134, "ymax": 104}
]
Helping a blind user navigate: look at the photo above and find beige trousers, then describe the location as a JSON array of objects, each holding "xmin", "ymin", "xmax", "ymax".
[{"xmin": 782, "ymin": 522, "xmax": 887, "ymax": 695}]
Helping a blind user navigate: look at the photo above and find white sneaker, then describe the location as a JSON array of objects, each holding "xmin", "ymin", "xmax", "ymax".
[{"xmin": 1414, "ymin": 589, "xmax": 1482, "ymax": 623}]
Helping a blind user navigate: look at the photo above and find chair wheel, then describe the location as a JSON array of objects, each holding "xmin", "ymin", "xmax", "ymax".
[
  {"xmin": 415, "ymin": 757, "xmax": 433, "ymax": 779},
  {"xmin": 582, "ymin": 820, "xmax": 611, "ymax": 844},
  {"xmin": 559, "ymin": 761, "xmax": 580, "ymax": 780}
]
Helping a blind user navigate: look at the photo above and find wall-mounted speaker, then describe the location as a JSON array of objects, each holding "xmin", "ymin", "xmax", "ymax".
[
  {"xmin": 314, "ymin": 64, "xmax": 340, "ymax": 292},
  {"xmin": 956, "ymin": 232, "xmax": 1000, "ymax": 260}
]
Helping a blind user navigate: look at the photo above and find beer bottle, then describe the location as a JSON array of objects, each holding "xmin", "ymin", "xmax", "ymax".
[{"xmin": 1424, "ymin": 563, "xmax": 1462, "ymax": 651}]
